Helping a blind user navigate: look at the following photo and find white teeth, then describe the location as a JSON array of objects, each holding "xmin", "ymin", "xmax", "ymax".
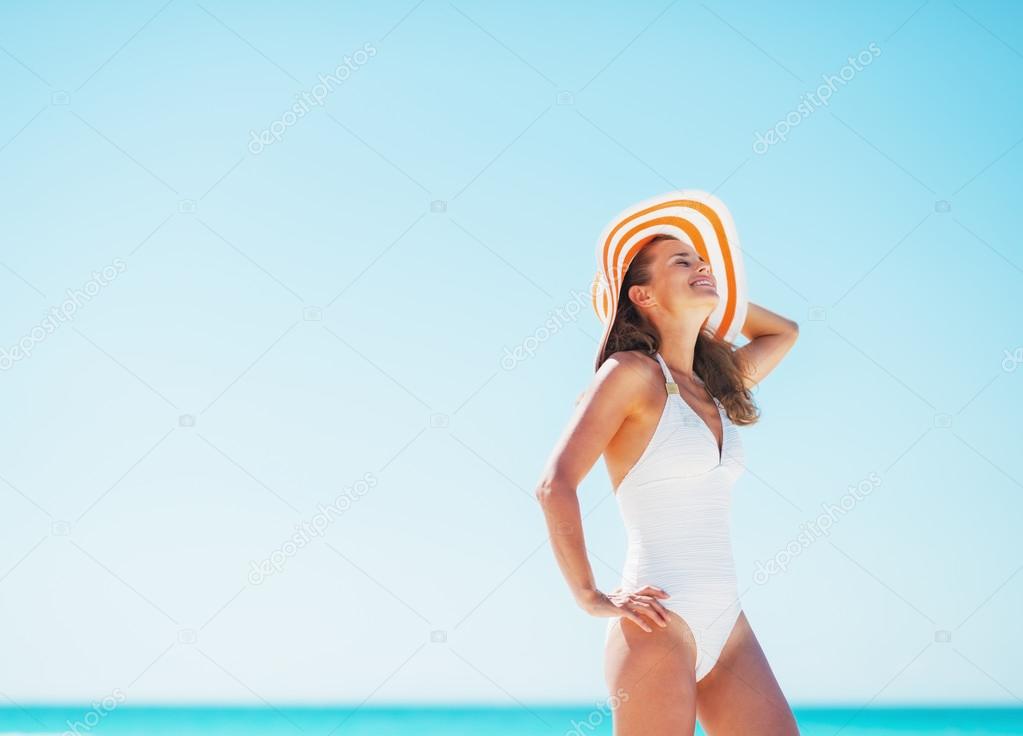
[{"xmin": 693, "ymin": 280, "xmax": 713, "ymax": 287}]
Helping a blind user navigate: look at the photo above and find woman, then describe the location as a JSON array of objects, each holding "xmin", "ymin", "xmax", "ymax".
[{"xmin": 535, "ymin": 231, "xmax": 800, "ymax": 735}]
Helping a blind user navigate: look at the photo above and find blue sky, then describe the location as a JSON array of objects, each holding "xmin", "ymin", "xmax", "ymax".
[{"xmin": 0, "ymin": 0, "xmax": 1021, "ymax": 708}]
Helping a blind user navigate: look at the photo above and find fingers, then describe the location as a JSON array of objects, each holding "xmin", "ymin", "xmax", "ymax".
[
  {"xmin": 623, "ymin": 607, "xmax": 653, "ymax": 633},
  {"xmin": 630, "ymin": 597, "xmax": 669, "ymax": 629},
  {"xmin": 610, "ymin": 585, "xmax": 673, "ymax": 633},
  {"xmin": 637, "ymin": 595, "xmax": 672, "ymax": 627},
  {"xmin": 635, "ymin": 585, "xmax": 671, "ymax": 599}
]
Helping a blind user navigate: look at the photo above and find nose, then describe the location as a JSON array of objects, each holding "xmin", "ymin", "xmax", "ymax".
[{"xmin": 697, "ymin": 261, "xmax": 712, "ymax": 274}]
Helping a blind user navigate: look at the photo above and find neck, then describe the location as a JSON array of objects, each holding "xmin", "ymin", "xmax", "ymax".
[{"xmin": 655, "ymin": 311, "xmax": 706, "ymax": 380}]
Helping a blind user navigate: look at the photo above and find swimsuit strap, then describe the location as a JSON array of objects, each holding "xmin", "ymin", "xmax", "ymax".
[
  {"xmin": 655, "ymin": 352, "xmax": 714, "ymax": 399},
  {"xmin": 653, "ymin": 352, "xmax": 680, "ymax": 394}
]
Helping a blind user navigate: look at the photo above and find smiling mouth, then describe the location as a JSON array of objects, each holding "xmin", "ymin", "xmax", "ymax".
[{"xmin": 691, "ymin": 279, "xmax": 716, "ymax": 289}]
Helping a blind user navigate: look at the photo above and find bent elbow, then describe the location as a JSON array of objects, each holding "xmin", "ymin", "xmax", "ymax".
[
  {"xmin": 785, "ymin": 320, "xmax": 799, "ymax": 344},
  {"xmin": 534, "ymin": 477, "xmax": 575, "ymax": 507},
  {"xmin": 534, "ymin": 481, "xmax": 555, "ymax": 506}
]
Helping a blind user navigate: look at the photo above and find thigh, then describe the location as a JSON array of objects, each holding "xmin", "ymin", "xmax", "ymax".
[
  {"xmin": 695, "ymin": 611, "xmax": 798, "ymax": 736},
  {"xmin": 604, "ymin": 610, "xmax": 699, "ymax": 736}
]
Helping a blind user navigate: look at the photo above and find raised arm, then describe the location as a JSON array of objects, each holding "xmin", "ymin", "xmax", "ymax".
[
  {"xmin": 534, "ymin": 352, "xmax": 671, "ymax": 632},
  {"xmin": 732, "ymin": 302, "xmax": 799, "ymax": 389}
]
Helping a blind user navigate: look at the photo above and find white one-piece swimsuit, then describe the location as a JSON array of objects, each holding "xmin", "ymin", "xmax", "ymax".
[{"xmin": 606, "ymin": 351, "xmax": 746, "ymax": 682}]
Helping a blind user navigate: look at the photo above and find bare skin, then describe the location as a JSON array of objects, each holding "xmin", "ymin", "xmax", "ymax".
[
  {"xmin": 604, "ymin": 608, "xmax": 700, "ymax": 734},
  {"xmin": 696, "ymin": 612, "xmax": 800, "ymax": 735},
  {"xmin": 535, "ymin": 237, "xmax": 800, "ymax": 734},
  {"xmin": 605, "ymin": 609, "xmax": 800, "ymax": 735}
]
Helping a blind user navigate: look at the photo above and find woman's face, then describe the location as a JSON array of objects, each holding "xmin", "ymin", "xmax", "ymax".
[{"xmin": 645, "ymin": 236, "xmax": 719, "ymax": 313}]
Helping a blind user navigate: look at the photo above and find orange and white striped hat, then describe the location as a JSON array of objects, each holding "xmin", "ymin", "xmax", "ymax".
[{"xmin": 591, "ymin": 189, "xmax": 748, "ymax": 371}]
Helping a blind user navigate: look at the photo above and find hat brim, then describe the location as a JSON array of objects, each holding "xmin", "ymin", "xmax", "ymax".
[{"xmin": 591, "ymin": 190, "xmax": 748, "ymax": 371}]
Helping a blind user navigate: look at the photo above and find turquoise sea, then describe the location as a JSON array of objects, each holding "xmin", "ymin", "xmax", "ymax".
[{"xmin": 1, "ymin": 706, "xmax": 1021, "ymax": 735}]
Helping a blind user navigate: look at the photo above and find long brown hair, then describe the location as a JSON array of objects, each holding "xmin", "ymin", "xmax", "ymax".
[{"xmin": 598, "ymin": 235, "xmax": 760, "ymax": 425}]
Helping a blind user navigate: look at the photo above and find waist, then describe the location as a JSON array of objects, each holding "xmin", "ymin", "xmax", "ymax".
[
  {"xmin": 621, "ymin": 546, "xmax": 738, "ymax": 595},
  {"xmin": 622, "ymin": 529, "xmax": 736, "ymax": 576}
]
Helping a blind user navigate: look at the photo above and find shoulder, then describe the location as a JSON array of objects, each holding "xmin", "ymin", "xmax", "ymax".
[
  {"xmin": 600, "ymin": 349, "xmax": 661, "ymax": 382},
  {"xmin": 575, "ymin": 350, "xmax": 660, "ymax": 407}
]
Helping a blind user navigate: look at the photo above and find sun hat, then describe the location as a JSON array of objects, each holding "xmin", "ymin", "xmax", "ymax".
[{"xmin": 591, "ymin": 189, "xmax": 749, "ymax": 372}]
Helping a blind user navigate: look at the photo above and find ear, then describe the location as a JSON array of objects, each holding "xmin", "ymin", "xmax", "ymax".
[{"xmin": 626, "ymin": 282, "xmax": 656, "ymax": 309}]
